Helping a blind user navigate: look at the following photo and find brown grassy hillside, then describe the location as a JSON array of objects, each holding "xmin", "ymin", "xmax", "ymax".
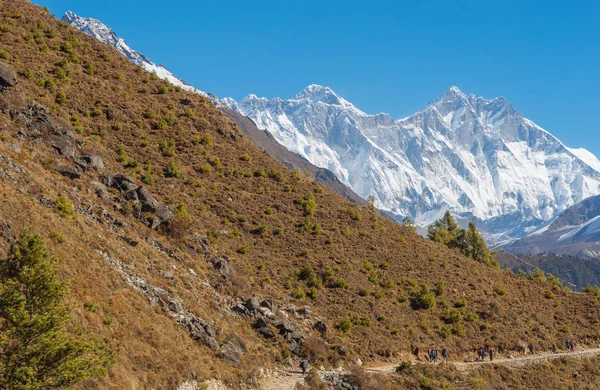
[{"xmin": 1, "ymin": 1, "xmax": 600, "ymax": 388}]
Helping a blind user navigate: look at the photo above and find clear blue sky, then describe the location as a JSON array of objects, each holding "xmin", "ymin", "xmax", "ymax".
[{"xmin": 37, "ymin": 0, "xmax": 600, "ymax": 156}]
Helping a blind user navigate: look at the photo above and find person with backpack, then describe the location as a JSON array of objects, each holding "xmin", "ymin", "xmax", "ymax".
[
  {"xmin": 489, "ymin": 348, "xmax": 494, "ymax": 362},
  {"xmin": 300, "ymin": 358, "xmax": 309, "ymax": 375},
  {"xmin": 478, "ymin": 348, "xmax": 486, "ymax": 361},
  {"xmin": 441, "ymin": 347, "xmax": 449, "ymax": 363}
]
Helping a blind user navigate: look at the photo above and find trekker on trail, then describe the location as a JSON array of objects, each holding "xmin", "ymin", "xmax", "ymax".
[
  {"xmin": 441, "ymin": 347, "xmax": 449, "ymax": 363},
  {"xmin": 478, "ymin": 348, "xmax": 487, "ymax": 361},
  {"xmin": 489, "ymin": 348, "xmax": 494, "ymax": 362},
  {"xmin": 433, "ymin": 348, "xmax": 438, "ymax": 363},
  {"xmin": 300, "ymin": 359, "xmax": 309, "ymax": 375}
]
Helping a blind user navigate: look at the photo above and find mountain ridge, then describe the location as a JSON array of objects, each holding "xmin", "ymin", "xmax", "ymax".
[{"xmin": 225, "ymin": 84, "xmax": 600, "ymax": 239}]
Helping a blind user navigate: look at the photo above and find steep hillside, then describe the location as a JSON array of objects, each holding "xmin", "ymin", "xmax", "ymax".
[
  {"xmin": 2, "ymin": 2, "xmax": 600, "ymax": 389},
  {"xmin": 224, "ymin": 85, "xmax": 600, "ymax": 239},
  {"xmin": 506, "ymin": 195, "xmax": 600, "ymax": 258},
  {"xmin": 222, "ymin": 108, "xmax": 367, "ymax": 206},
  {"xmin": 63, "ymin": 11, "xmax": 366, "ymax": 209}
]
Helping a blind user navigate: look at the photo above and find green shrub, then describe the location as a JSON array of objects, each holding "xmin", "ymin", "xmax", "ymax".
[
  {"xmin": 494, "ymin": 286, "xmax": 507, "ymax": 296},
  {"xmin": 331, "ymin": 277, "xmax": 350, "ymax": 289},
  {"xmin": 358, "ymin": 288, "xmax": 370, "ymax": 297},
  {"xmin": 368, "ymin": 272, "xmax": 378, "ymax": 284},
  {"xmin": 197, "ymin": 134, "xmax": 212, "ymax": 145},
  {"xmin": 142, "ymin": 174, "xmax": 155, "ymax": 185},
  {"xmin": 411, "ymin": 284, "xmax": 436, "ymax": 310},
  {"xmin": 303, "ymin": 193, "xmax": 316, "ymax": 216},
  {"xmin": 251, "ymin": 225, "xmax": 268, "ymax": 235},
  {"xmin": 20, "ymin": 68, "xmax": 34, "ymax": 79},
  {"xmin": 240, "ymin": 154, "xmax": 252, "ymax": 162},
  {"xmin": 165, "ymin": 161, "xmax": 181, "ymax": 178},
  {"xmin": 530, "ymin": 269, "xmax": 547, "ymax": 282},
  {"xmin": 158, "ymin": 85, "xmax": 169, "ymax": 94},
  {"xmin": 338, "ymin": 317, "xmax": 353, "ymax": 334},
  {"xmin": 444, "ymin": 309, "xmax": 463, "ymax": 324},
  {"xmin": 454, "ymin": 298, "xmax": 468, "ymax": 308},
  {"xmin": 55, "ymin": 91, "xmax": 67, "ymax": 105},
  {"xmin": 292, "ymin": 287, "xmax": 305, "ymax": 299},
  {"xmin": 254, "ymin": 168, "xmax": 266, "ymax": 177},
  {"xmin": 435, "ymin": 280, "xmax": 445, "ymax": 296},
  {"xmin": 56, "ymin": 195, "xmax": 74, "ymax": 217}
]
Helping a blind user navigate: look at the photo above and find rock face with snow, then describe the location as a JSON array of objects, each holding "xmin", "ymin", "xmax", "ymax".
[
  {"xmin": 62, "ymin": 11, "xmax": 206, "ymax": 96},
  {"xmin": 505, "ymin": 195, "xmax": 600, "ymax": 258},
  {"xmin": 224, "ymin": 85, "xmax": 600, "ymax": 239}
]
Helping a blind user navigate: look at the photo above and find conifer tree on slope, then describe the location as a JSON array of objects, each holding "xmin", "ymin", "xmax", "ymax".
[
  {"xmin": 0, "ymin": 230, "xmax": 114, "ymax": 389},
  {"xmin": 428, "ymin": 212, "xmax": 496, "ymax": 266}
]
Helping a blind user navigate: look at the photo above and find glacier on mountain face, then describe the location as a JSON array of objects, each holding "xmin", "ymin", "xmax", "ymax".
[{"xmin": 224, "ymin": 85, "xmax": 600, "ymax": 240}]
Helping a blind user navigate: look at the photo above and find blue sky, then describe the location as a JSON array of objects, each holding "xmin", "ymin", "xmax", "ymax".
[{"xmin": 38, "ymin": 0, "xmax": 600, "ymax": 156}]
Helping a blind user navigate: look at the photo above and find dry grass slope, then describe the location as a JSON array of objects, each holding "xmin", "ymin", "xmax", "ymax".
[{"xmin": 0, "ymin": 1, "xmax": 600, "ymax": 388}]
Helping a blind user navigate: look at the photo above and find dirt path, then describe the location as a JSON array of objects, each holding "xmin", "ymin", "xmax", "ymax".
[
  {"xmin": 260, "ymin": 369, "xmax": 305, "ymax": 390},
  {"xmin": 363, "ymin": 348, "xmax": 600, "ymax": 374},
  {"xmin": 258, "ymin": 348, "xmax": 600, "ymax": 389}
]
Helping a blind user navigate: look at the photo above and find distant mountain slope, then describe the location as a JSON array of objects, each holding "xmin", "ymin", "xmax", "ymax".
[
  {"xmin": 224, "ymin": 85, "xmax": 600, "ymax": 239},
  {"xmin": 497, "ymin": 252, "xmax": 600, "ymax": 291},
  {"xmin": 505, "ymin": 195, "xmax": 600, "ymax": 258}
]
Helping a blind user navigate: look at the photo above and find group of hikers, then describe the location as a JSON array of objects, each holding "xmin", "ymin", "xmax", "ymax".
[
  {"xmin": 477, "ymin": 347, "xmax": 495, "ymax": 361},
  {"xmin": 565, "ymin": 339, "xmax": 575, "ymax": 353},
  {"xmin": 413, "ymin": 346, "xmax": 450, "ymax": 363}
]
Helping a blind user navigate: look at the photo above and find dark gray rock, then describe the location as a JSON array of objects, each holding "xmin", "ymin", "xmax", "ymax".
[
  {"xmin": 82, "ymin": 154, "xmax": 105, "ymax": 170},
  {"xmin": 278, "ymin": 321, "xmax": 298, "ymax": 334},
  {"xmin": 287, "ymin": 331, "xmax": 303, "ymax": 341},
  {"xmin": 204, "ymin": 336, "xmax": 220, "ymax": 350},
  {"xmin": 219, "ymin": 342, "xmax": 243, "ymax": 365},
  {"xmin": 112, "ymin": 174, "xmax": 137, "ymax": 192},
  {"xmin": 124, "ymin": 189, "xmax": 139, "ymax": 201},
  {"xmin": 208, "ymin": 257, "xmax": 235, "ymax": 279},
  {"xmin": 156, "ymin": 204, "xmax": 174, "ymax": 222},
  {"xmin": 0, "ymin": 62, "xmax": 18, "ymax": 87},
  {"xmin": 168, "ymin": 299, "xmax": 183, "ymax": 313},
  {"xmin": 253, "ymin": 318, "xmax": 268, "ymax": 329},
  {"xmin": 258, "ymin": 327, "xmax": 276, "ymax": 339},
  {"xmin": 260, "ymin": 299, "xmax": 278, "ymax": 312},
  {"xmin": 55, "ymin": 165, "xmax": 81, "ymax": 179},
  {"xmin": 203, "ymin": 323, "xmax": 216, "ymax": 338},
  {"xmin": 47, "ymin": 134, "xmax": 76, "ymax": 157},
  {"xmin": 245, "ymin": 296, "xmax": 260, "ymax": 312},
  {"xmin": 231, "ymin": 303, "xmax": 247, "ymax": 314},
  {"xmin": 314, "ymin": 321, "xmax": 328, "ymax": 334},
  {"xmin": 137, "ymin": 186, "xmax": 159, "ymax": 212}
]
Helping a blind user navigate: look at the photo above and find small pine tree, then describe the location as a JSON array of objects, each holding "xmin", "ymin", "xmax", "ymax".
[{"xmin": 0, "ymin": 230, "xmax": 114, "ymax": 389}]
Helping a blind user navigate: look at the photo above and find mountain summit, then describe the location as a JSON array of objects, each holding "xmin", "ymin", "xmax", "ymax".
[{"xmin": 224, "ymin": 86, "xmax": 600, "ymax": 239}]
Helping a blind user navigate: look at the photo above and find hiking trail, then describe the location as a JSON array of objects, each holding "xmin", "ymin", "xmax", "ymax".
[{"xmin": 259, "ymin": 348, "xmax": 600, "ymax": 389}]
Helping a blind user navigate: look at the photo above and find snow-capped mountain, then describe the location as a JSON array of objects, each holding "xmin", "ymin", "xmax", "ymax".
[
  {"xmin": 62, "ymin": 11, "xmax": 207, "ymax": 97},
  {"xmin": 224, "ymin": 85, "xmax": 600, "ymax": 239}
]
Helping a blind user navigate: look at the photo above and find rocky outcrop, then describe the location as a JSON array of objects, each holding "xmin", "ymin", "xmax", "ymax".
[
  {"xmin": 100, "ymin": 250, "xmax": 220, "ymax": 350},
  {"xmin": 0, "ymin": 62, "xmax": 18, "ymax": 87}
]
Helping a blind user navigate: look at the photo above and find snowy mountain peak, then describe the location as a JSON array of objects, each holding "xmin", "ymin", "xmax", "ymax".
[
  {"xmin": 224, "ymin": 86, "xmax": 600, "ymax": 239},
  {"xmin": 293, "ymin": 84, "xmax": 360, "ymax": 111}
]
